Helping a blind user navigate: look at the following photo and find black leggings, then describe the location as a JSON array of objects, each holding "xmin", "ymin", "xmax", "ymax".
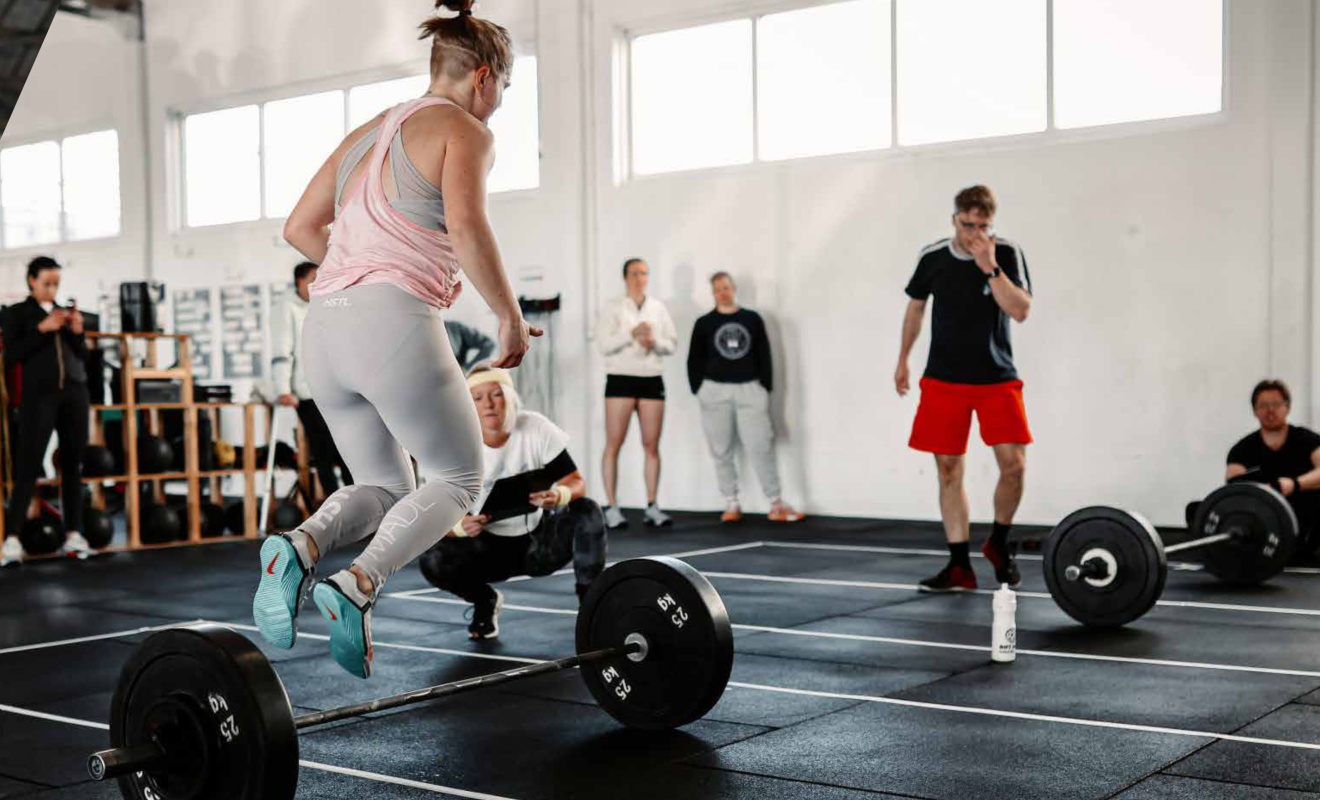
[
  {"xmin": 6, "ymin": 382, "xmax": 89, "ymax": 538},
  {"xmin": 418, "ymin": 497, "xmax": 607, "ymax": 603},
  {"xmin": 296, "ymin": 398, "xmax": 352, "ymax": 496}
]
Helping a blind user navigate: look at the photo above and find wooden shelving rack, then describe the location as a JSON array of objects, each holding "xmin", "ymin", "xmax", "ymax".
[{"xmin": 77, "ymin": 331, "xmax": 268, "ymax": 549}]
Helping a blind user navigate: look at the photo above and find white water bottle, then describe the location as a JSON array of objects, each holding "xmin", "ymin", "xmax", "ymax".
[{"xmin": 991, "ymin": 583, "xmax": 1017, "ymax": 663}]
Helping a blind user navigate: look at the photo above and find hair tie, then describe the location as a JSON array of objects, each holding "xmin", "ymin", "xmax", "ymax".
[{"xmin": 459, "ymin": 8, "xmax": 473, "ymax": 15}]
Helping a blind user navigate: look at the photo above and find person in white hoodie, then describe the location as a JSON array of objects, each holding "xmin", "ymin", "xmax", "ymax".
[
  {"xmin": 597, "ymin": 258, "xmax": 678, "ymax": 529},
  {"xmin": 271, "ymin": 261, "xmax": 353, "ymax": 496}
]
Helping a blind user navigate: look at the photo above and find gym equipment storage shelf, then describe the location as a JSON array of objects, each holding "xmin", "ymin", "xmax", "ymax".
[{"xmin": 72, "ymin": 332, "xmax": 270, "ymax": 549}]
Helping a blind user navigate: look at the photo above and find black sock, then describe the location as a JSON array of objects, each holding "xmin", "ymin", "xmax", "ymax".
[
  {"xmin": 990, "ymin": 521, "xmax": 1012, "ymax": 551},
  {"xmin": 949, "ymin": 541, "xmax": 971, "ymax": 569}
]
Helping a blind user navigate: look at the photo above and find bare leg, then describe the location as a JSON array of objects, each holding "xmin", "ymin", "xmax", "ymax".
[
  {"xmin": 638, "ymin": 400, "xmax": 666, "ymax": 505},
  {"xmin": 602, "ymin": 397, "xmax": 637, "ymax": 506},
  {"xmin": 935, "ymin": 454, "xmax": 970, "ymax": 545},
  {"xmin": 992, "ymin": 443, "xmax": 1027, "ymax": 525}
]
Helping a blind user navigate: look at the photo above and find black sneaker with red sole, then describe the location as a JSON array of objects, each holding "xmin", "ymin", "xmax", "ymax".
[
  {"xmin": 917, "ymin": 563, "xmax": 978, "ymax": 593},
  {"xmin": 981, "ymin": 539, "xmax": 1022, "ymax": 588}
]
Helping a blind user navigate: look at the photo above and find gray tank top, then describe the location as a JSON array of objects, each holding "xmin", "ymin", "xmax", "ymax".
[{"xmin": 335, "ymin": 121, "xmax": 447, "ymax": 232}]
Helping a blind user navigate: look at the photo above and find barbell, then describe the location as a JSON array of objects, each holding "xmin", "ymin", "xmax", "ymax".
[
  {"xmin": 86, "ymin": 556, "xmax": 734, "ymax": 800},
  {"xmin": 1043, "ymin": 482, "xmax": 1298, "ymax": 627}
]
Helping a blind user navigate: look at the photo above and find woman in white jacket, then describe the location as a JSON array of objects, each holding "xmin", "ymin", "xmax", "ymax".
[{"xmin": 597, "ymin": 258, "xmax": 677, "ymax": 529}]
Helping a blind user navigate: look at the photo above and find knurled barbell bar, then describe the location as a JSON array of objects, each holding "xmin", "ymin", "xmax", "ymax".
[{"xmin": 86, "ymin": 556, "xmax": 734, "ymax": 800}]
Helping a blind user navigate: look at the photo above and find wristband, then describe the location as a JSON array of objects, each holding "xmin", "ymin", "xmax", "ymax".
[
  {"xmin": 451, "ymin": 520, "xmax": 470, "ymax": 538},
  {"xmin": 554, "ymin": 485, "xmax": 573, "ymax": 508}
]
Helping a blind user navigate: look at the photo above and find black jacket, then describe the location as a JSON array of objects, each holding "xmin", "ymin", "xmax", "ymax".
[{"xmin": 1, "ymin": 297, "xmax": 88, "ymax": 398}]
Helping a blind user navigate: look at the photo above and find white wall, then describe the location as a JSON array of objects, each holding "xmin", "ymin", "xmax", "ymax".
[
  {"xmin": 3, "ymin": 11, "xmax": 149, "ymax": 308},
  {"xmin": 4, "ymin": 0, "xmax": 1317, "ymax": 526},
  {"xmin": 588, "ymin": 0, "xmax": 1319, "ymax": 525}
]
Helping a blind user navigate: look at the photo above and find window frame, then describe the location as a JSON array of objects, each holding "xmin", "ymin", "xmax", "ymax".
[
  {"xmin": 173, "ymin": 55, "xmax": 543, "ymax": 233},
  {"xmin": 618, "ymin": 0, "xmax": 1229, "ymax": 181},
  {"xmin": 0, "ymin": 126, "xmax": 124, "ymax": 252}
]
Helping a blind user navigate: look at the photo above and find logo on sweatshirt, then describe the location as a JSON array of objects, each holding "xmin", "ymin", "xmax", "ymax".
[{"xmin": 714, "ymin": 322, "xmax": 752, "ymax": 361}]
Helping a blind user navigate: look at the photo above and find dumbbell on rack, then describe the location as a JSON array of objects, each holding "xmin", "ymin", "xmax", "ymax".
[{"xmin": 1043, "ymin": 482, "xmax": 1297, "ymax": 627}]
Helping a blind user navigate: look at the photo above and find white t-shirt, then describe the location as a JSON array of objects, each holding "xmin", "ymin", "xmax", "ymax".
[{"xmin": 477, "ymin": 411, "xmax": 572, "ymax": 537}]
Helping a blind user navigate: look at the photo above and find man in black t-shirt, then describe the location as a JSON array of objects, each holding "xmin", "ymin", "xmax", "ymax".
[
  {"xmin": 896, "ymin": 185, "xmax": 1034, "ymax": 593},
  {"xmin": 688, "ymin": 272, "xmax": 803, "ymax": 524},
  {"xmin": 1223, "ymin": 379, "xmax": 1320, "ymax": 558}
]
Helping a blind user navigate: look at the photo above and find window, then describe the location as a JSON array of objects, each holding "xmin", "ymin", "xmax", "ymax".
[
  {"xmin": 623, "ymin": 0, "xmax": 1221, "ymax": 175},
  {"xmin": 263, "ymin": 91, "xmax": 346, "ymax": 218},
  {"xmin": 630, "ymin": 20, "xmax": 754, "ymax": 175},
  {"xmin": 1, "ymin": 141, "xmax": 62, "ymax": 248},
  {"xmin": 181, "ymin": 62, "xmax": 544, "ymax": 228},
  {"xmin": 896, "ymin": 0, "xmax": 1046, "ymax": 145},
  {"xmin": 348, "ymin": 75, "xmax": 429, "ymax": 129},
  {"xmin": 1053, "ymin": 0, "xmax": 1223, "ymax": 129},
  {"xmin": 487, "ymin": 55, "xmax": 541, "ymax": 192},
  {"xmin": 61, "ymin": 130, "xmax": 122, "ymax": 242},
  {"xmin": 0, "ymin": 131, "xmax": 122, "ymax": 249},
  {"xmin": 757, "ymin": 0, "xmax": 891, "ymax": 161},
  {"xmin": 184, "ymin": 105, "xmax": 260, "ymax": 228}
]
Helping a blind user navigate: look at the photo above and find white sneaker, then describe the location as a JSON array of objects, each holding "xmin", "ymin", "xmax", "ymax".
[
  {"xmin": 604, "ymin": 506, "xmax": 628, "ymax": 530},
  {"xmin": 643, "ymin": 504, "xmax": 673, "ymax": 528},
  {"xmin": 1, "ymin": 537, "xmax": 24, "ymax": 567},
  {"xmin": 60, "ymin": 532, "xmax": 92, "ymax": 560}
]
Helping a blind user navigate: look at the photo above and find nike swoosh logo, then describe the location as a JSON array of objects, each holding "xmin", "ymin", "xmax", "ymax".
[{"xmin": 266, "ymin": 554, "xmax": 279, "ymax": 575}]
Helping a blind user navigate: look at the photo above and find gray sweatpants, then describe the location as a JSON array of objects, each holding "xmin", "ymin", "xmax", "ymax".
[
  {"xmin": 298, "ymin": 284, "xmax": 483, "ymax": 593},
  {"xmin": 697, "ymin": 380, "xmax": 781, "ymax": 502}
]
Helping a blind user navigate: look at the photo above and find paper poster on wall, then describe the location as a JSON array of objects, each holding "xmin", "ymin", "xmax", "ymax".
[
  {"xmin": 220, "ymin": 284, "xmax": 264, "ymax": 379},
  {"xmin": 172, "ymin": 288, "xmax": 214, "ymax": 380}
]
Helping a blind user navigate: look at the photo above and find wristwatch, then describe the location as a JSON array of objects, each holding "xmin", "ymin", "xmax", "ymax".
[{"xmin": 987, "ymin": 267, "xmax": 1002, "ymax": 279}]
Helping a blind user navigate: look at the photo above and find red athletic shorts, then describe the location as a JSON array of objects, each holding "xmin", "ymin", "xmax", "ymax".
[{"xmin": 909, "ymin": 377, "xmax": 1033, "ymax": 456}]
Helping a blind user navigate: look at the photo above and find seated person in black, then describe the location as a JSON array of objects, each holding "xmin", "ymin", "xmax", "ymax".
[{"xmin": 1221, "ymin": 379, "xmax": 1320, "ymax": 560}]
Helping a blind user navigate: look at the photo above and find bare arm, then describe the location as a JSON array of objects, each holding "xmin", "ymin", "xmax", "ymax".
[
  {"xmin": 1287, "ymin": 448, "xmax": 1320, "ymax": 494},
  {"xmin": 441, "ymin": 119, "xmax": 539, "ymax": 367},
  {"xmin": 1225, "ymin": 463, "xmax": 1248, "ymax": 481},
  {"xmin": 971, "ymin": 234, "xmax": 1031, "ymax": 323},
  {"xmin": 283, "ymin": 150, "xmax": 341, "ymax": 264},
  {"xmin": 898, "ymin": 298, "xmax": 925, "ymax": 362},
  {"xmin": 988, "ymin": 274, "xmax": 1032, "ymax": 323},
  {"xmin": 895, "ymin": 298, "xmax": 925, "ymax": 396}
]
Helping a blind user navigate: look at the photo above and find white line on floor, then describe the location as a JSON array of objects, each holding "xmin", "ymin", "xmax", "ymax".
[
  {"xmin": 763, "ymin": 540, "xmax": 1320, "ymax": 576},
  {"xmin": 0, "ymin": 703, "xmax": 109, "ymax": 731},
  {"xmin": 300, "ymin": 761, "xmax": 522, "ymax": 799},
  {"xmin": 219, "ymin": 622, "xmax": 546, "ymax": 665},
  {"xmin": 702, "ymin": 571, "xmax": 1320, "ymax": 618},
  {"xmin": 389, "ymin": 541, "xmax": 766, "ymax": 598},
  {"xmin": 726, "ymin": 682, "xmax": 1320, "ymax": 751},
  {"xmin": 0, "ymin": 703, "xmax": 523, "ymax": 799},
  {"xmin": 0, "ymin": 620, "xmax": 207, "ymax": 656},
  {"xmin": 385, "ymin": 595, "xmax": 1320, "ymax": 678}
]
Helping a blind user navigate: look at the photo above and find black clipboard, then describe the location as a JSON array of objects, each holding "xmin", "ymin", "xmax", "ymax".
[{"xmin": 479, "ymin": 469, "xmax": 557, "ymax": 521}]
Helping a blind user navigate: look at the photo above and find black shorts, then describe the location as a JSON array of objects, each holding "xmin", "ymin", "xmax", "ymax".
[{"xmin": 605, "ymin": 374, "xmax": 665, "ymax": 401}]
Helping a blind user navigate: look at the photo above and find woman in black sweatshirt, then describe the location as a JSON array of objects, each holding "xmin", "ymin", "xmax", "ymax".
[{"xmin": 1, "ymin": 257, "xmax": 92, "ymax": 565}]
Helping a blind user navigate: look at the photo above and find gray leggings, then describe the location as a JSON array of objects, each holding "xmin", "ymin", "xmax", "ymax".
[{"xmin": 298, "ymin": 283, "xmax": 482, "ymax": 592}]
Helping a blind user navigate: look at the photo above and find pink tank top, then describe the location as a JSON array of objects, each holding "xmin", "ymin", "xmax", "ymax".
[{"xmin": 311, "ymin": 97, "xmax": 463, "ymax": 309}]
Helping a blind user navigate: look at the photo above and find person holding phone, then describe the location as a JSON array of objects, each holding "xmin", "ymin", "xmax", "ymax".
[{"xmin": 1, "ymin": 256, "xmax": 93, "ymax": 566}]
